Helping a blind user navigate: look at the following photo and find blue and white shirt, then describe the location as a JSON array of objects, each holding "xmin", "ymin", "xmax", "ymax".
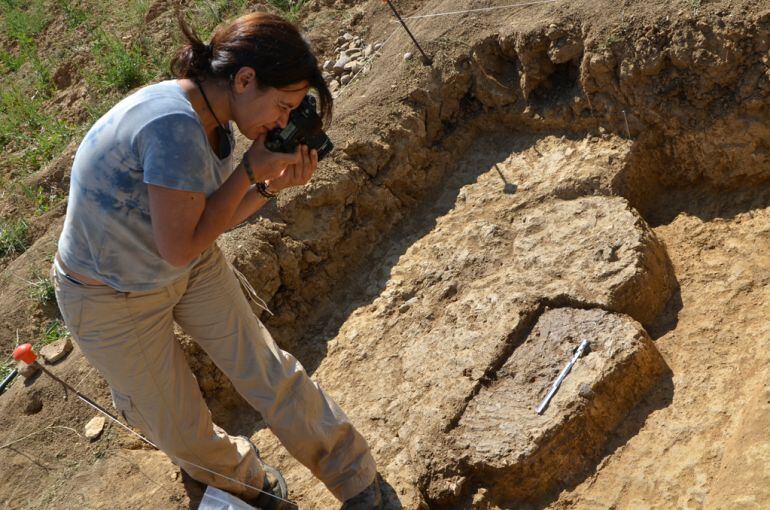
[{"xmin": 58, "ymin": 80, "xmax": 235, "ymax": 291}]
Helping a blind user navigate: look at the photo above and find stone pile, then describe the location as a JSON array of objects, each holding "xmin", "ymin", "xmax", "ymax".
[{"xmin": 322, "ymin": 32, "xmax": 383, "ymax": 95}]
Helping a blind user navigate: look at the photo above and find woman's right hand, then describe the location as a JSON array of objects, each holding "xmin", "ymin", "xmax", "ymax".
[{"xmin": 244, "ymin": 133, "xmax": 301, "ymax": 182}]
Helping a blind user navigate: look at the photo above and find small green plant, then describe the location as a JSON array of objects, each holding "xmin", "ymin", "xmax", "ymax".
[
  {"xmin": 267, "ymin": 0, "xmax": 308, "ymax": 21},
  {"xmin": 17, "ymin": 183, "xmax": 60, "ymax": 215},
  {"xmin": 0, "ymin": 89, "xmax": 76, "ymax": 174},
  {"xmin": 0, "ymin": 0, "xmax": 49, "ymax": 46},
  {"xmin": 57, "ymin": 0, "xmax": 89, "ymax": 29},
  {"xmin": 0, "ymin": 48, "xmax": 24, "ymax": 73},
  {"xmin": 37, "ymin": 320, "xmax": 70, "ymax": 347},
  {"xmin": 0, "ymin": 218, "xmax": 29, "ymax": 258},
  {"xmin": 0, "ymin": 359, "xmax": 14, "ymax": 381},
  {"xmin": 91, "ymin": 30, "xmax": 149, "ymax": 92},
  {"xmin": 29, "ymin": 269, "xmax": 56, "ymax": 304}
]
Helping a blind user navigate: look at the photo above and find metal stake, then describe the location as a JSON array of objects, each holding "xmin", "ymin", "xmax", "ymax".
[
  {"xmin": 536, "ymin": 339, "xmax": 590, "ymax": 415},
  {"xmin": 384, "ymin": 0, "xmax": 433, "ymax": 65}
]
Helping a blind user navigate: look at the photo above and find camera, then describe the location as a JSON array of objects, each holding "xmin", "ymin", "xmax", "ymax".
[{"xmin": 265, "ymin": 95, "xmax": 333, "ymax": 161}]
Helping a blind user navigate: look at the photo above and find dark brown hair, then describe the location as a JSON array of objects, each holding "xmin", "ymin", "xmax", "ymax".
[{"xmin": 171, "ymin": 11, "xmax": 332, "ymax": 126}]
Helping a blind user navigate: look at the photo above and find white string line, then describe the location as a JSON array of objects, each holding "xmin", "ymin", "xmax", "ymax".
[
  {"xmin": 74, "ymin": 393, "xmax": 299, "ymax": 508},
  {"xmin": 394, "ymin": 0, "xmax": 559, "ymax": 20}
]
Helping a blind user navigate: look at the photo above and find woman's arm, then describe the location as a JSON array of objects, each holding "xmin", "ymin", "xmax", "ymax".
[
  {"xmin": 148, "ymin": 139, "xmax": 306, "ymax": 267},
  {"xmin": 226, "ymin": 187, "xmax": 271, "ymax": 230},
  {"xmin": 224, "ymin": 145, "xmax": 318, "ymax": 231},
  {"xmin": 148, "ymin": 163, "xmax": 252, "ymax": 267}
]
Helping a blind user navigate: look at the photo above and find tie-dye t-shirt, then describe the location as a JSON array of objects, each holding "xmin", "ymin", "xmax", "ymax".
[{"xmin": 58, "ymin": 80, "xmax": 235, "ymax": 291}]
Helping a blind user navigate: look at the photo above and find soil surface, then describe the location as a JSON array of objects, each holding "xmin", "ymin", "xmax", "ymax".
[{"xmin": 1, "ymin": 0, "xmax": 769, "ymax": 509}]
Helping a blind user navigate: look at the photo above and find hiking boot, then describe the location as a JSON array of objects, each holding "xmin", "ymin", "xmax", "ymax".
[
  {"xmin": 243, "ymin": 437, "xmax": 290, "ymax": 510},
  {"xmin": 340, "ymin": 476, "xmax": 382, "ymax": 510}
]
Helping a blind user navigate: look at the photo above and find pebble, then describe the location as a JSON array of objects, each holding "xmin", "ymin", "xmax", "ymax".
[
  {"xmin": 374, "ymin": 42, "xmax": 383, "ymax": 51},
  {"xmin": 85, "ymin": 415, "xmax": 106, "ymax": 440},
  {"xmin": 342, "ymin": 32, "xmax": 354, "ymax": 41},
  {"xmin": 404, "ymin": 52, "xmax": 413, "ymax": 61},
  {"xmin": 340, "ymin": 74, "xmax": 352, "ymax": 85},
  {"xmin": 40, "ymin": 337, "xmax": 73, "ymax": 364},
  {"xmin": 329, "ymin": 80, "xmax": 340, "ymax": 92},
  {"xmin": 333, "ymin": 55, "xmax": 350, "ymax": 75},
  {"xmin": 323, "ymin": 59, "xmax": 333, "ymax": 71},
  {"xmin": 364, "ymin": 44, "xmax": 373, "ymax": 57},
  {"xmin": 344, "ymin": 60, "xmax": 361, "ymax": 73}
]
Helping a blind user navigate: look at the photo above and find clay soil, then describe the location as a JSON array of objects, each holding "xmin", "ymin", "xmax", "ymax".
[{"xmin": 1, "ymin": 0, "xmax": 769, "ymax": 509}]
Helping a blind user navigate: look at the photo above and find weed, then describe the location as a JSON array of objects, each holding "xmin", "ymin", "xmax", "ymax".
[
  {"xmin": 90, "ymin": 29, "xmax": 149, "ymax": 92},
  {"xmin": 0, "ymin": 218, "xmax": 29, "ymax": 258},
  {"xmin": 267, "ymin": 0, "xmax": 308, "ymax": 21},
  {"xmin": 38, "ymin": 319, "xmax": 69, "ymax": 347},
  {"xmin": 0, "ymin": 359, "xmax": 14, "ymax": 381},
  {"xmin": 0, "ymin": 89, "xmax": 75, "ymax": 174},
  {"xmin": 57, "ymin": 0, "xmax": 90, "ymax": 29},
  {"xmin": 17, "ymin": 183, "xmax": 60, "ymax": 215},
  {"xmin": 0, "ymin": 48, "xmax": 24, "ymax": 73},
  {"xmin": 29, "ymin": 269, "xmax": 56, "ymax": 304},
  {"xmin": 0, "ymin": 0, "xmax": 49, "ymax": 46}
]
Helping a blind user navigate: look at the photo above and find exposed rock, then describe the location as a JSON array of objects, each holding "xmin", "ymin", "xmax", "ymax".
[
  {"xmin": 340, "ymin": 74, "xmax": 352, "ymax": 85},
  {"xmin": 322, "ymin": 59, "xmax": 333, "ymax": 71},
  {"xmin": 333, "ymin": 55, "xmax": 350, "ymax": 75},
  {"xmin": 427, "ymin": 308, "xmax": 668, "ymax": 506},
  {"xmin": 40, "ymin": 337, "xmax": 73, "ymax": 364},
  {"xmin": 344, "ymin": 60, "xmax": 361, "ymax": 73},
  {"xmin": 364, "ymin": 44, "xmax": 373, "ymax": 57},
  {"xmin": 85, "ymin": 416, "xmax": 106, "ymax": 441},
  {"xmin": 253, "ymin": 141, "xmax": 675, "ymax": 508}
]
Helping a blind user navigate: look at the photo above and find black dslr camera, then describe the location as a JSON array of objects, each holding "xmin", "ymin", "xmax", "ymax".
[{"xmin": 265, "ymin": 95, "xmax": 333, "ymax": 161}]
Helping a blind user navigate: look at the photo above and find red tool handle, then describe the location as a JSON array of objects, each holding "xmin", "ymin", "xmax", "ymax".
[{"xmin": 13, "ymin": 343, "xmax": 37, "ymax": 364}]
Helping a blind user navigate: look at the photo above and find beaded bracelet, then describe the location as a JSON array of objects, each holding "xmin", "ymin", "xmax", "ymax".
[
  {"xmin": 254, "ymin": 181, "xmax": 277, "ymax": 199},
  {"xmin": 241, "ymin": 153, "xmax": 277, "ymax": 199},
  {"xmin": 241, "ymin": 153, "xmax": 257, "ymax": 185}
]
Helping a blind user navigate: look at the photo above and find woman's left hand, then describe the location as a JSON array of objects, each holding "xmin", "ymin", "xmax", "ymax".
[{"xmin": 266, "ymin": 145, "xmax": 317, "ymax": 193}]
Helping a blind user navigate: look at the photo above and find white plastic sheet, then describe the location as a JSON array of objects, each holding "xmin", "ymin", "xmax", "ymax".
[{"xmin": 199, "ymin": 486, "xmax": 255, "ymax": 510}]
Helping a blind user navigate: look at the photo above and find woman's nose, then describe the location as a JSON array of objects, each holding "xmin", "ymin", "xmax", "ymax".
[{"xmin": 277, "ymin": 111, "xmax": 290, "ymax": 129}]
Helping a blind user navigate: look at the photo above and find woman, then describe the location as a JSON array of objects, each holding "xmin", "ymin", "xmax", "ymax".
[{"xmin": 52, "ymin": 12, "xmax": 380, "ymax": 510}]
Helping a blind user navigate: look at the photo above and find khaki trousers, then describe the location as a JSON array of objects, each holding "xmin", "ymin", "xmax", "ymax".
[{"xmin": 53, "ymin": 245, "xmax": 376, "ymax": 502}]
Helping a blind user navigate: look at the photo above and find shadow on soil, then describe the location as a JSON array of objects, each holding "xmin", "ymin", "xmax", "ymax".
[
  {"xmin": 531, "ymin": 367, "xmax": 675, "ymax": 509},
  {"xmin": 293, "ymin": 130, "xmax": 581, "ymax": 377}
]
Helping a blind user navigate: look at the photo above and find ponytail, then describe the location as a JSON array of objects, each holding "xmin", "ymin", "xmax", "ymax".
[{"xmin": 170, "ymin": 12, "xmax": 213, "ymax": 80}]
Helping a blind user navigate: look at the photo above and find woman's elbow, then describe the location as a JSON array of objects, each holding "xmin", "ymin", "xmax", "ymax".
[{"xmin": 157, "ymin": 244, "xmax": 195, "ymax": 268}]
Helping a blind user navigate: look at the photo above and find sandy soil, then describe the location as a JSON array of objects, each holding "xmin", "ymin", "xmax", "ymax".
[{"xmin": 1, "ymin": 0, "xmax": 769, "ymax": 508}]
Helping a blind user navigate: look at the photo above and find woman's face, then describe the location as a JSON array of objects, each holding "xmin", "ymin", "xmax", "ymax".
[{"xmin": 230, "ymin": 69, "xmax": 309, "ymax": 140}]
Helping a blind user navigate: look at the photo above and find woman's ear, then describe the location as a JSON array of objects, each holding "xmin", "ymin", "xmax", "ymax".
[{"xmin": 232, "ymin": 66, "xmax": 256, "ymax": 94}]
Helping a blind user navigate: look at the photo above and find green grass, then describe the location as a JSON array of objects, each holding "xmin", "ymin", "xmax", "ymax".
[
  {"xmin": 0, "ymin": 0, "xmax": 50, "ymax": 46},
  {"xmin": 0, "ymin": 48, "xmax": 25, "ymax": 73},
  {"xmin": 17, "ymin": 183, "xmax": 61, "ymax": 215},
  {"xmin": 0, "ymin": 218, "xmax": 29, "ymax": 258},
  {"xmin": 57, "ymin": 0, "xmax": 90, "ymax": 29},
  {"xmin": 0, "ymin": 89, "xmax": 76, "ymax": 175},
  {"xmin": 37, "ymin": 319, "xmax": 69, "ymax": 347},
  {"xmin": 28, "ymin": 269, "xmax": 56, "ymax": 304},
  {"xmin": 90, "ymin": 29, "xmax": 150, "ymax": 92},
  {"xmin": 0, "ymin": 359, "xmax": 14, "ymax": 381},
  {"xmin": 267, "ymin": 0, "xmax": 309, "ymax": 21}
]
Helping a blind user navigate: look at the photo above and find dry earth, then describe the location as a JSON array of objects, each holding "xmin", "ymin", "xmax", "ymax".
[{"xmin": 1, "ymin": 0, "xmax": 769, "ymax": 509}]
